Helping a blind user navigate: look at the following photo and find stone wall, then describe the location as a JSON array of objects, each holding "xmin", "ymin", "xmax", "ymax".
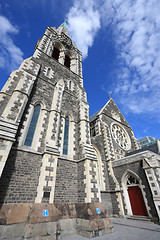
[
  {"xmin": 113, "ymin": 160, "xmax": 158, "ymax": 218},
  {"xmin": 0, "ymin": 149, "xmax": 42, "ymax": 204},
  {"xmin": 54, "ymin": 159, "xmax": 78, "ymax": 203}
]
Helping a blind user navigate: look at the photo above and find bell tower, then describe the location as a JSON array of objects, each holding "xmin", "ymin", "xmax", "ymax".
[
  {"xmin": 0, "ymin": 22, "xmax": 101, "ymax": 204},
  {"xmin": 0, "ymin": 21, "xmax": 113, "ymax": 239}
]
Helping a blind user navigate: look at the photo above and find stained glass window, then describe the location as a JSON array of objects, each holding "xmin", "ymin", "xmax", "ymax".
[
  {"xmin": 24, "ymin": 104, "xmax": 41, "ymax": 146},
  {"xmin": 63, "ymin": 116, "xmax": 69, "ymax": 155}
]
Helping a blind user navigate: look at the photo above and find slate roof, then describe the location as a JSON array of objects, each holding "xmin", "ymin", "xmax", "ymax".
[{"xmin": 89, "ymin": 109, "xmax": 101, "ymax": 122}]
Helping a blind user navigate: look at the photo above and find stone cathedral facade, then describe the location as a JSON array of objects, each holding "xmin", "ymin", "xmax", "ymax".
[{"xmin": 0, "ymin": 22, "xmax": 160, "ymax": 238}]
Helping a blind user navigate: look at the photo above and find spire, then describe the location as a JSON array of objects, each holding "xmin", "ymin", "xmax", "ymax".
[
  {"xmin": 59, "ymin": 20, "xmax": 68, "ymax": 30},
  {"xmin": 57, "ymin": 20, "xmax": 69, "ymax": 36}
]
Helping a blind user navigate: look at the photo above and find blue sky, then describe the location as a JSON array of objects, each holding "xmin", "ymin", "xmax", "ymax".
[{"xmin": 0, "ymin": 0, "xmax": 160, "ymax": 140}]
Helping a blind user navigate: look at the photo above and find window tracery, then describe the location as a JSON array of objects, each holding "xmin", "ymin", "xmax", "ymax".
[
  {"xmin": 111, "ymin": 123, "xmax": 131, "ymax": 150},
  {"xmin": 127, "ymin": 175, "xmax": 139, "ymax": 186}
]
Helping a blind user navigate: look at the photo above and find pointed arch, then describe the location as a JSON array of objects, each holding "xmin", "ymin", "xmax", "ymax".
[
  {"xmin": 69, "ymin": 80, "xmax": 72, "ymax": 90},
  {"xmin": 24, "ymin": 104, "xmax": 41, "ymax": 146},
  {"xmin": 121, "ymin": 170, "xmax": 149, "ymax": 216},
  {"xmin": 52, "ymin": 42, "xmax": 64, "ymax": 61},
  {"xmin": 122, "ymin": 169, "xmax": 141, "ymax": 186},
  {"xmin": 46, "ymin": 67, "xmax": 51, "ymax": 77},
  {"xmin": 64, "ymin": 50, "xmax": 76, "ymax": 71},
  {"xmin": 93, "ymin": 146, "xmax": 105, "ymax": 191},
  {"xmin": 63, "ymin": 116, "xmax": 70, "ymax": 155}
]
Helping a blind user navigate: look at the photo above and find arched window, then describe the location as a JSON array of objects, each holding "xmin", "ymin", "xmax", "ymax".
[
  {"xmin": 52, "ymin": 46, "xmax": 60, "ymax": 61},
  {"xmin": 46, "ymin": 68, "xmax": 51, "ymax": 77},
  {"xmin": 24, "ymin": 104, "xmax": 41, "ymax": 146},
  {"xmin": 64, "ymin": 55, "xmax": 71, "ymax": 69},
  {"xmin": 63, "ymin": 116, "xmax": 69, "ymax": 155},
  {"xmin": 69, "ymin": 81, "xmax": 72, "ymax": 90}
]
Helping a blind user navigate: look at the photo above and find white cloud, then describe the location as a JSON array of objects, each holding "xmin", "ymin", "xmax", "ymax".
[
  {"xmin": 99, "ymin": 0, "xmax": 160, "ymax": 116},
  {"xmin": 0, "ymin": 15, "xmax": 23, "ymax": 71},
  {"xmin": 67, "ymin": 0, "xmax": 100, "ymax": 58},
  {"xmin": 66, "ymin": 0, "xmax": 160, "ymax": 116}
]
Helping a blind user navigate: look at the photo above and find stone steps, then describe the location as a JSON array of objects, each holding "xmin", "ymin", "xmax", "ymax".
[{"xmin": 127, "ymin": 215, "xmax": 151, "ymax": 222}]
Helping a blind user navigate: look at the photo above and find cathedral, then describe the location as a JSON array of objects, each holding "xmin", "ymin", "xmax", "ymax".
[{"xmin": 0, "ymin": 22, "xmax": 160, "ymax": 239}]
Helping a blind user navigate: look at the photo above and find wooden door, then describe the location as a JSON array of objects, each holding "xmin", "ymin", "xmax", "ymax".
[{"xmin": 128, "ymin": 186, "xmax": 148, "ymax": 216}]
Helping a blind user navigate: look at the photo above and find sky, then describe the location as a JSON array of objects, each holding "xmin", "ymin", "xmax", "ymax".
[{"xmin": 0, "ymin": 0, "xmax": 160, "ymax": 140}]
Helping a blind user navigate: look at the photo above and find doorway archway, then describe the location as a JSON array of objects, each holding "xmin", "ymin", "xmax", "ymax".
[{"xmin": 122, "ymin": 170, "xmax": 148, "ymax": 216}]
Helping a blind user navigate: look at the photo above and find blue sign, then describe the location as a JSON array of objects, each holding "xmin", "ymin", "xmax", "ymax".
[
  {"xmin": 43, "ymin": 210, "xmax": 49, "ymax": 217},
  {"xmin": 96, "ymin": 208, "xmax": 101, "ymax": 214}
]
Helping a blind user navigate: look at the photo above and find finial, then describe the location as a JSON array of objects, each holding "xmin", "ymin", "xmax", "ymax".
[{"xmin": 109, "ymin": 93, "xmax": 111, "ymax": 99}]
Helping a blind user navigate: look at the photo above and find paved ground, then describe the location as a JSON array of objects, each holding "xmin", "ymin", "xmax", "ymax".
[{"xmin": 62, "ymin": 218, "xmax": 160, "ymax": 240}]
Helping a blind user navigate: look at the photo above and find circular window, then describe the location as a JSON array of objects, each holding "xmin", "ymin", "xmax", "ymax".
[{"xmin": 111, "ymin": 123, "xmax": 131, "ymax": 150}]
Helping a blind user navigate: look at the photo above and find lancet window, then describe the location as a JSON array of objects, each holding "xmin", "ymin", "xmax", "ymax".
[
  {"xmin": 24, "ymin": 104, "xmax": 41, "ymax": 146},
  {"xmin": 64, "ymin": 54, "xmax": 71, "ymax": 69},
  {"xmin": 63, "ymin": 116, "xmax": 69, "ymax": 155},
  {"xmin": 52, "ymin": 46, "xmax": 60, "ymax": 61}
]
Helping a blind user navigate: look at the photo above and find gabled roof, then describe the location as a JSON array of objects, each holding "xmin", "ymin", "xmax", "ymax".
[
  {"xmin": 89, "ymin": 97, "xmax": 132, "ymax": 130},
  {"xmin": 89, "ymin": 97, "xmax": 112, "ymax": 123}
]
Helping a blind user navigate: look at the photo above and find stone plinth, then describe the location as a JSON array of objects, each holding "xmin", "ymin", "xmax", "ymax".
[{"xmin": 0, "ymin": 202, "xmax": 113, "ymax": 239}]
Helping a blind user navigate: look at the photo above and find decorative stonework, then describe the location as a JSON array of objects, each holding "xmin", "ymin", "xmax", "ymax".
[
  {"xmin": 114, "ymin": 148, "xmax": 125, "ymax": 160},
  {"xmin": 26, "ymin": 60, "xmax": 41, "ymax": 76},
  {"xmin": 121, "ymin": 170, "xmax": 151, "ymax": 216},
  {"xmin": 35, "ymin": 154, "xmax": 58, "ymax": 203},
  {"xmin": 101, "ymin": 122, "xmax": 115, "ymax": 161},
  {"xmin": 111, "ymin": 110, "xmax": 121, "ymax": 122},
  {"xmin": 111, "ymin": 122, "xmax": 131, "ymax": 151},
  {"xmin": 84, "ymin": 159, "xmax": 101, "ymax": 202}
]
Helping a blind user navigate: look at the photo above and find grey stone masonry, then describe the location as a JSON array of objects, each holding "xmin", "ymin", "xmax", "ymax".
[
  {"xmin": 1, "ymin": 21, "xmax": 160, "ymax": 225},
  {"xmin": 54, "ymin": 159, "xmax": 78, "ymax": 203},
  {"xmin": 0, "ymin": 149, "xmax": 42, "ymax": 203},
  {"xmin": 112, "ymin": 152, "xmax": 159, "ymax": 218}
]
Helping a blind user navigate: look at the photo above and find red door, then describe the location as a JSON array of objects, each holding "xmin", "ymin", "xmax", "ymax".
[{"xmin": 128, "ymin": 186, "xmax": 148, "ymax": 216}]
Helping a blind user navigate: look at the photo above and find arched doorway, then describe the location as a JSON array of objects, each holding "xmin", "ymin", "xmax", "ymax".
[{"xmin": 122, "ymin": 171, "xmax": 148, "ymax": 216}]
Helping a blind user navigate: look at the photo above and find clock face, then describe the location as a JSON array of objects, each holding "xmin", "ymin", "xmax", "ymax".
[{"xmin": 111, "ymin": 123, "xmax": 131, "ymax": 150}]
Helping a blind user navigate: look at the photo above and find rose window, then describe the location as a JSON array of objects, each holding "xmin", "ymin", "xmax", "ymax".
[{"xmin": 111, "ymin": 123, "xmax": 131, "ymax": 150}]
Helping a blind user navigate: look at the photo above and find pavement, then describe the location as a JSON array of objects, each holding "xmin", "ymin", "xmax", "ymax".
[{"xmin": 62, "ymin": 217, "xmax": 160, "ymax": 240}]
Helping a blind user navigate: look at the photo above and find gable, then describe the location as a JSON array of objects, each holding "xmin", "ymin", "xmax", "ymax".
[{"xmin": 99, "ymin": 98, "xmax": 132, "ymax": 130}]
